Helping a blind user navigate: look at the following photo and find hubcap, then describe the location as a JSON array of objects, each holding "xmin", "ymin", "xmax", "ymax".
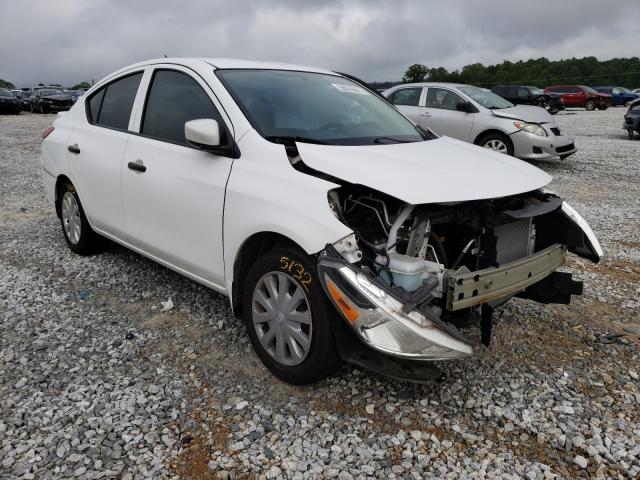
[
  {"xmin": 484, "ymin": 139, "xmax": 508, "ymax": 154},
  {"xmin": 61, "ymin": 191, "xmax": 81, "ymax": 244},
  {"xmin": 251, "ymin": 271, "xmax": 312, "ymax": 366}
]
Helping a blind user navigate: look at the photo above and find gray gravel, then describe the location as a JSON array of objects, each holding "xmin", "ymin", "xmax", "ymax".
[{"xmin": 1, "ymin": 108, "xmax": 639, "ymax": 479}]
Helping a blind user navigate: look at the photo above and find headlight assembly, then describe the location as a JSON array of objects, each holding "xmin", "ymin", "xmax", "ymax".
[{"xmin": 514, "ymin": 121, "xmax": 547, "ymax": 137}]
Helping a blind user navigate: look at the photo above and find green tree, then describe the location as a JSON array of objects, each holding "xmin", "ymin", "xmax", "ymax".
[
  {"xmin": 72, "ymin": 81, "xmax": 91, "ymax": 90},
  {"xmin": 0, "ymin": 79, "xmax": 15, "ymax": 89},
  {"xmin": 403, "ymin": 64, "xmax": 429, "ymax": 83}
]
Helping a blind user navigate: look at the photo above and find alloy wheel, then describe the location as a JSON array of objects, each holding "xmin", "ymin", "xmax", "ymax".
[
  {"xmin": 483, "ymin": 139, "xmax": 508, "ymax": 154},
  {"xmin": 251, "ymin": 271, "xmax": 313, "ymax": 366},
  {"xmin": 61, "ymin": 191, "xmax": 81, "ymax": 244}
]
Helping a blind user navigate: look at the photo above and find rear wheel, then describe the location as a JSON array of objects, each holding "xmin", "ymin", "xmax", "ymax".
[
  {"xmin": 585, "ymin": 100, "xmax": 596, "ymax": 111},
  {"xmin": 242, "ymin": 247, "xmax": 342, "ymax": 384},
  {"xmin": 598, "ymin": 105, "xmax": 608, "ymax": 110},
  {"xmin": 478, "ymin": 133, "xmax": 514, "ymax": 156},
  {"xmin": 58, "ymin": 181, "xmax": 102, "ymax": 255}
]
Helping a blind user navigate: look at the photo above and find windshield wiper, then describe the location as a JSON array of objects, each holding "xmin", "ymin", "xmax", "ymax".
[
  {"xmin": 264, "ymin": 135, "xmax": 330, "ymax": 145},
  {"xmin": 373, "ymin": 137, "xmax": 412, "ymax": 144}
]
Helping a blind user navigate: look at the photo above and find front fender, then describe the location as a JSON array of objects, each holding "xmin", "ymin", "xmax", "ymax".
[{"xmin": 223, "ymin": 130, "xmax": 352, "ymax": 289}]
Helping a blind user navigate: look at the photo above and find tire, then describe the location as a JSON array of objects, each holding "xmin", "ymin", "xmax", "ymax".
[
  {"xmin": 598, "ymin": 105, "xmax": 608, "ymax": 111},
  {"xmin": 242, "ymin": 247, "xmax": 342, "ymax": 384},
  {"xmin": 585, "ymin": 100, "xmax": 596, "ymax": 111},
  {"xmin": 58, "ymin": 181, "xmax": 102, "ymax": 255},
  {"xmin": 29, "ymin": 103, "xmax": 34, "ymax": 113},
  {"xmin": 477, "ymin": 132, "xmax": 514, "ymax": 156},
  {"xmin": 41, "ymin": 104, "xmax": 48, "ymax": 114}
]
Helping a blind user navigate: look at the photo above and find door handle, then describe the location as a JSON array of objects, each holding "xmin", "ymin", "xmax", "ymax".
[
  {"xmin": 68, "ymin": 144, "xmax": 80, "ymax": 154},
  {"xmin": 127, "ymin": 160, "xmax": 147, "ymax": 173}
]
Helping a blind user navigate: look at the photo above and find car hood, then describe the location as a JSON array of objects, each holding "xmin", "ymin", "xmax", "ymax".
[
  {"xmin": 296, "ymin": 137, "xmax": 551, "ymax": 204},
  {"xmin": 490, "ymin": 105, "xmax": 554, "ymax": 123}
]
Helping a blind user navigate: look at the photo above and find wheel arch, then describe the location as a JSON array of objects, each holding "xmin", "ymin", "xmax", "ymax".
[
  {"xmin": 54, "ymin": 174, "xmax": 73, "ymax": 218},
  {"xmin": 473, "ymin": 128, "xmax": 513, "ymax": 146},
  {"xmin": 230, "ymin": 231, "xmax": 308, "ymax": 319}
]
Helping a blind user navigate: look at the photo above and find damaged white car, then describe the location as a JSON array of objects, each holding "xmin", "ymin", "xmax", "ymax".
[{"xmin": 41, "ymin": 58, "xmax": 602, "ymax": 384}]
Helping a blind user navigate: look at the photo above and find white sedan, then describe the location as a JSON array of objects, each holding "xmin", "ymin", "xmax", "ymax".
[{"xmin": 41, "ymin": 58, "xmax": 601, "ymax": 384}]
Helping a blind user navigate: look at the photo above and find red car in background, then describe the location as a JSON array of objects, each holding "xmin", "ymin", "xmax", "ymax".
[{"xmin": 544, "ymin": 85, "xmax": 612, "ymax": 111}]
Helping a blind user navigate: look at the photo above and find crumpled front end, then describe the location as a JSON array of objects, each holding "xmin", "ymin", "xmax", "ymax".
[{"xmin": 317, "ymin": 186, "xmax": 602, "ymax": 367}]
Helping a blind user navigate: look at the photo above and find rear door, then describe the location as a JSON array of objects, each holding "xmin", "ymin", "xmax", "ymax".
[
  {"xmin": 387, "ymin": 86, "xmax": 424, "ymax": 124},
  {"xmin": 66, "ymin": 71, "xmax": 144, "ymax": 236},
  {"xmin": 121, "ymin": 66, "xmax": 234, "ymax": 287},
  {"xmin": 419, "ymin": 87, "xmax": 474, "ymax": 141}
]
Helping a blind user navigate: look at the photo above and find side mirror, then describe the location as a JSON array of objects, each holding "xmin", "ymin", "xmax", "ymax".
[
  {"xmin": 185, "ymin": 119, "xmax": 221, "ymax": 149},
  {"xmin": 456, "ymin": 101, "xmax": 471, "ymax": 113}
]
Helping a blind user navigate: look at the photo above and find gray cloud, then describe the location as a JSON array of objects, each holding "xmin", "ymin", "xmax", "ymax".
[{"xmin": 1, "ymin": 0, "xmax": 639, "ymax": 87}]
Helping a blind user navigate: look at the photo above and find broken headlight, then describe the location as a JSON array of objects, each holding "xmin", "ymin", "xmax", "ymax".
[{"xmin": 318, "ymin": 258, "xmax": 473, "ymax": 361}]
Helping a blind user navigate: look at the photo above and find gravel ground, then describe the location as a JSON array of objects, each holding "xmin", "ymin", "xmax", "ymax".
[{"xmin": 1, "ymin": 108, "xmax": 639, "ymax": 480}]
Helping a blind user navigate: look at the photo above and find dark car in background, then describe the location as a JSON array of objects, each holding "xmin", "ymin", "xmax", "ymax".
[
  {"xmin": 11, "ymin": 90, "xmax": 32, "ymax": 110},
  {"xmin": 593, "ymin": 86, "xmax": 639, "ymax": 107},
  {"xmin": 0, "ymin": 89, "xmax": 21, "ymax": 114},
  {"xmin": 28, "ymin": 88, "xmax": 73, "ymax": 113},
  {"xmin": 491, "ymin": 85, "xmax": 565, "ymax": 114},
  {"xmin": 623, "ymin": 98, "xmax": 640, "ymax": 138},
  {"xmin": 545, "ymin": 85, "xmax": 612, "ymax": 111}
]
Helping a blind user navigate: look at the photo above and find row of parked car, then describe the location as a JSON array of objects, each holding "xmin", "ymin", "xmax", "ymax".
[
  {"xmin": 0, "ymin": 86, "xmax": 85, "ymax": 115},
  {"xmin": 491, "ymin": 84, "xmax": 640, "ymax": 113},
  {"xmin": 382, "ymin": 82, "xmax": 640, "ymax": 161}
]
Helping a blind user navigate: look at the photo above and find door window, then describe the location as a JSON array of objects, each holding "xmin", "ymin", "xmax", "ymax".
[
  {"xmin": 389, "ymin": 87, "xmax": 422, "ymax": 106},
  {"xmin": 517, "ymin": 87, "xmax": 530, "ymax": 99},
  {"xmin": 141, "ymin": 69, "xmax": 225, "ymax": 146},
  {"xmin": 425, "ymin": 88, "xmax": 464, "ymax": 111},
  {"xmin": 87, "ymin": 73, "xmax": 143, "ymax": 130}
]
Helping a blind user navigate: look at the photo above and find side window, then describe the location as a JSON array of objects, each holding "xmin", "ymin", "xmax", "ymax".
[
  {"xmin": 141, "ymin": 70, "xmax": 224, "ymax": 145},
  {"xmin": 88, "ymin": 88, "xmax": 105, "ymax": 123},
  {"xmin": 506, "ymin": 87, "xmax": 517, "ymax": 98},
  {"xmin": 570, "ymin": 87, "xmax": 582, "ymax": 93},
  {"xmin": 425, "ymin": 88, "xmax": 464, "ymax": 111},
  {"xmin": 517, "ymin": 87, "xmax": 530, "ymax": 98},
  {"xmin": 389, "ymin": 88, "xmax": 422, "ymax": 107},
  {"xmin": 612, "ymin": 88, "xmax": 621, "ymax": 94},
  {"xmin": 88, "ymin": 72, "xmax": 143, "ymax": 130}
]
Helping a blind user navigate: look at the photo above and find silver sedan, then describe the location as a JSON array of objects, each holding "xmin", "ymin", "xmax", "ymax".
[{"xmin": 383, "ymin": 82, "xmax": 577, "ymax": 161}]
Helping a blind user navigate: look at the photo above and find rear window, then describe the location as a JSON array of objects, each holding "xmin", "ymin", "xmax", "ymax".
[{"xmin": 87, "ymin": 72, "xmax": 142, "ymax": 130}]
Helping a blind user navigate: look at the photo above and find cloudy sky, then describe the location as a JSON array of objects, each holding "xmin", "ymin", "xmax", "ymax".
[{"xmin": 2, "ymin": 0, "xmax": 639, "ymax": 87}]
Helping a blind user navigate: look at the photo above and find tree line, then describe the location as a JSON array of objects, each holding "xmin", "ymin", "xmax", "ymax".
[{"xmin": 370, "ymin": 56, "xmax": 640, "ymax": 90}]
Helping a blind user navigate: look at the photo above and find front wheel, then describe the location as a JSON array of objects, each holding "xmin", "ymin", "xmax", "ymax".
[
  {"xmin": 478, "ymin": 133, "xmax": 514, "ymax": 156},
  {"xmin": 59, "ymin": 182, "xmax": 102, "ymax": 255},
  {"xmin": 242, "ymin": 247, "xmax": 342, "ymax": 384},
  {"xmin": 585, "ymin": 100, "xmax": 596, "ymax": 111}
]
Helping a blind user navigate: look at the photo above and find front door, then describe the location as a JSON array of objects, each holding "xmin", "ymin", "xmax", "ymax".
[
  {"xmin": 121, "ymin": 68, "xmax": 234, "ymax": 287},
  {"xmin": 419, "ymin": 87, "xmax": 475, "ymax": 142}
]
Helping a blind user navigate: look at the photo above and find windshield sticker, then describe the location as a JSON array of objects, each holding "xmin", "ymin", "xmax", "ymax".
[{"xmin": 331, "ymin": 83, "xmax": 370, "ymax": 95}]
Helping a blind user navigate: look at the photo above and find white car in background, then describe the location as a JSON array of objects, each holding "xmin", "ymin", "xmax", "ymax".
[
  {"xmin": 383, "ymin": 83, "xmax": 577, "ymax": 161},
  {"xmin": 41, "ymin": 58, "xmax": 601, "ymax": 384}
]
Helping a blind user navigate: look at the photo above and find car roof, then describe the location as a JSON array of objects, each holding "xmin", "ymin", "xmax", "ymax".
[
  {"xmin": 116, "ymin": 57, "xmax": 337, "ymax": 75},
  {"xmin": 393, "ymin": 82, "xmax": 470, "ymax": 89}
]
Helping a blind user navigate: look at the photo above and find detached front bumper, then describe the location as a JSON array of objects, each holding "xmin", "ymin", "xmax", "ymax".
[{"xmin": 511, "ymin": 129, "xmax": 577, "ymax": 160}]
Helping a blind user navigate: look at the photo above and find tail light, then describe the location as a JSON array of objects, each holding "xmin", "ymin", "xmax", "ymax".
[{"xmin": 42, "ymin": 127, "xmax": 54, "ymax": 140}]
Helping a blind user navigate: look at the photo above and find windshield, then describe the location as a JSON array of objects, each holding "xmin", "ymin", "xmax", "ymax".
[
  {"xmin": 583, "ymin": 86, "xmax": 598, "ymax": 94},
  {"xmin": 458, "ymin": 86, "xmax": 513, "ymax": 109},
  {"xmin": 0, "ymin": 89, "xmax": 13, "ymax": 98},
  {"xmin": 39, "ymin": 89, "xmax": 63, "ymax": 96},
  {"xmin": 619, "ymin": 87, "xmax": 632, "ymax": 93},
  {"xmin": 216, "ymin": 69, "xmax": 426, "ymax": 145}
]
